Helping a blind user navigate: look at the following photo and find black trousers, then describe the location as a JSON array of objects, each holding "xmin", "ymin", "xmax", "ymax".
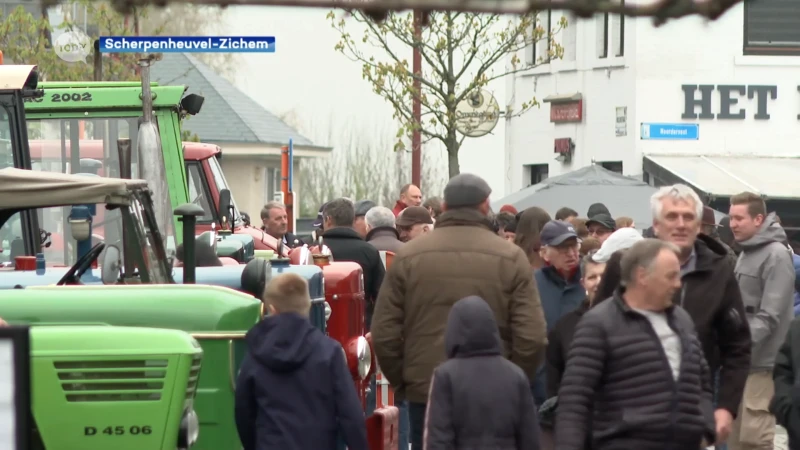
[{"xmin": 408, "ymin": 401, "xmax": 427, "ymax": 449}]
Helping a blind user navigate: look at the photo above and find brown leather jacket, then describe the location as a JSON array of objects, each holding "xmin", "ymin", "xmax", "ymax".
[{"xmin": 371, "ymin": 208, "xmax": 547, "ymax": 403}]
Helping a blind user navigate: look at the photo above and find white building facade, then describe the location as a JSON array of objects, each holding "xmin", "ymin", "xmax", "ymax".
[{"xmin": 504, "ymin": 0, "xmax": 800, "ymax": 202}]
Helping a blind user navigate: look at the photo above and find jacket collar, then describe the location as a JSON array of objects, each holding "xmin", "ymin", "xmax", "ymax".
[
  {"xmin": 323, "ymin": 227, "xmax": 363, "ymax": 240},
  {"xmin": 691, "ymin": 234, "xmax": 726, "ymax": 273},
  {"xmin": 612, "ymin": 288, "xmax": 677, "ymax": 316},
  {"xmin": 540, "ymin": 265, "xmax": 582, "ymax": 286},
  {"xmin": 435, "ymin": 208, "xmax": 493, "ymax": 231},
  {"xmin": 366, "ymin": 227, "xmax": 401, "ymax": 242}
]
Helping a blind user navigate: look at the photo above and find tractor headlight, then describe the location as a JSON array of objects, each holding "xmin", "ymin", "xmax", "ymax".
[
  {"xmin": 356, "ymin": 336, "xmax": 371, "ymax": 380},
  {"xmin": 324, "ymin": 301, "xmax": 332, "ymax": 322},
  {"xmin": 178, "ymin": 409, "xmax": 200, "ymax": 449}
]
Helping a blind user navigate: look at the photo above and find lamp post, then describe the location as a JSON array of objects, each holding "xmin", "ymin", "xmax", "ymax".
[{"xmin": 411, "ymin": 10, "xmax": 422, "ymax": 187}]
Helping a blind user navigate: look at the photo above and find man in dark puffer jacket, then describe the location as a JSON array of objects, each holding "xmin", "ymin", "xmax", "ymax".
[{"xmin": 555, "ymin": 239, "xmax": 715, "ymax": 450}]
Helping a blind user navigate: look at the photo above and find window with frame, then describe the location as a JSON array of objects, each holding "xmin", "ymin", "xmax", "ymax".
[
  {"xmin": 532, "ymin": 10, "xmax": 552, "ymax": 64},
  {"xmin": 524, "ymin": 164, "xmax": 549, "ymax": 186},
  {"xmin": 599, "ymin": 161, "xmax": 623, "ymax": 173},
  {"xmin": 185, "ymin": 163, "xmax": 215, "ymax": 223},
  {"xmin": 596, "ymin": 13, "xmax": 609, "ymax": 58},
  {"xmin": 744, "ymin": 0, "xmax": 800, "ymax": 55},
  {"xmin": 596, "ymin": 0, "xmax": 624, "ymax": 58},
  {"xmin": 612, "ymin": 0, "xmax": 625, "ymax": 56},
  {"xmin": 561, "ymin": 11, "xmax": 577, "ymax": 62}
]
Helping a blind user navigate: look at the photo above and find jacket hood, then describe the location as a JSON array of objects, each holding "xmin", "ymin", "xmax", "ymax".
[
  {"xmin": 444, "ymin": 296, "xmax": 503, "ymax": 358},
  {"xmin": 245, "ymin": 312, "xmax": 319, "ymax": 373},
  {"xmin": 738, "ymin": 212, "xmax": 787, "ymax": 250},
  {"xmin": 696, "ymin": 233, "xmax": 727, "ymax": 257}
]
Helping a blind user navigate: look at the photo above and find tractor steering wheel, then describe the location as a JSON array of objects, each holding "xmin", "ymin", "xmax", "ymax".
[{"xmin": 57, "ymin": 242, "xmax": 106, "ymax": 286}]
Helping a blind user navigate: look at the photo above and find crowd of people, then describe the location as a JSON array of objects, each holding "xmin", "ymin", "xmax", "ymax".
[{"xmin": 234, "ymin": 173, "xmax": 800, "ymax": 450}]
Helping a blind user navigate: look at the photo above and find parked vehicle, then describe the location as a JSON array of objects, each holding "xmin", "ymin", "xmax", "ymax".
[
  {"xmin": 2, "ymin": 64, "xmax": 396, "ymax": 450},
  {"xmin": 29, "ymin": 325, "xmax": 202, "ymax": 450}
]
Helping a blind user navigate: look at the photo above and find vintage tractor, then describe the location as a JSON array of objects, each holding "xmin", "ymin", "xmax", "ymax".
[
  {"xmin": 29, "ymin": 325, "xmax": 203, "ymax": 450},
  {"xmin": 3, "ymin": 64, "xmax": 396, "ymax": 450}
]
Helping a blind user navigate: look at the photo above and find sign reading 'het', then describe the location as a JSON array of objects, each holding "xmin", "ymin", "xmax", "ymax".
[{"xmin": 679, "ymin": 84, "xmax": 797, "ymax": 120}]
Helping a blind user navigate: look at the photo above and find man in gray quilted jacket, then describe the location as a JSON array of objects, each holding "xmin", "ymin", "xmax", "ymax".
[{"xmin": 728, "ymin": 192, "xmax": 795, "ymax": 450}]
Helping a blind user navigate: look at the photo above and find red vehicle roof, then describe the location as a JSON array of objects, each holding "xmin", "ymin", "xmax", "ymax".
[
  {"xmin": 183, "ymin": 142, "xmax": 221, "ymax": 161},
  {"xmin": 27, "ymin": 140, "xmax": 221, "ymax": 161}
]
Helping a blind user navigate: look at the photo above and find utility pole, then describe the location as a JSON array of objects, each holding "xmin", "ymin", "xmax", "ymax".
[{"xmin": 411, "ymin": 10, "xmax": 422, "ymax": 188}]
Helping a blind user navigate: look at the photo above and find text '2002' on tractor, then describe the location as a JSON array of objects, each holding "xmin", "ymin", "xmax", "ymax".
[{"xmin": 1, "ymin": 64, "xmax": 398, "ymax": 449}]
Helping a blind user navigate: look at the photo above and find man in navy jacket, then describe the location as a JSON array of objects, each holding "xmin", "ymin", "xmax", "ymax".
[{"xmin": 234, "ymin": 273, "xmax": 367, "ymax": 450}]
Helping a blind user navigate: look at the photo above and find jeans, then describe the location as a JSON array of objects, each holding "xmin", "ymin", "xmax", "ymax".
[
  {"xmin": 408, "ymin": 401, "xmax": 427, "ymax": 449},
  {"xmin": 531, "ymin": 371, "xmax": 547, "ymax": 407}
]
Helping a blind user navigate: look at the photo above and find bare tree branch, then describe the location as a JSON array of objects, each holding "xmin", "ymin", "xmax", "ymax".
[
  {"xmin": 86, "ymin": 0, "xmax": 742, "ymax": 26},
  {"xmin": 330, "ymin": 9, "xmax": 554, "ymax": 177}
]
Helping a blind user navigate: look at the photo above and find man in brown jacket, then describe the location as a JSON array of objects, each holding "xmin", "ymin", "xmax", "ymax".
[{"xmin": 371, "ymin": 173, "xmax": 547, "ymax": 449}]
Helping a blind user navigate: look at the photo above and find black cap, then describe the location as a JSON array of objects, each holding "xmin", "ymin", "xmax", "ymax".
[
  {"xmin": 585, "ymin": 213, "xmax": 616, "ymax": 231},
  {"xmin": 354, "ymin": 200, "xmax": 377, "ymax": 217},
  {"xmin": 587, "ymin": 203, "xmax": 610, "ymax": 217},
  {"xmin": 540, "ymin": 220, "xmax": 578, "ymax": 246},
  {"xmin": 444, "ymin": 173, "xmax": 492, "ymax": 208},
  {"xmin": 312, "ymin": 202, "xmax": 328, "ymax": 228}
]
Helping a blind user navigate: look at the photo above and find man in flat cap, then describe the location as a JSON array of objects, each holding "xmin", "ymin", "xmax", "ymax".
[
  {"xmin": 372, "ymin": 173, "xmax": 547, "ymax": 449},
  {"xmin": 353, "ymin": 199, "xmax": 377, "ymax": 239},
  {"xmin": 586, "ymin": 213, "xmax": 616, "ymax": 244},
  {"xmin": 396, "ymin": 206, "xmax": 433, "ymax": 242}
]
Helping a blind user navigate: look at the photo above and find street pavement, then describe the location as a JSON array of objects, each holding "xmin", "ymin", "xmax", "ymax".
[{"xmin": 705, "ymin": 426, "xmax": 787, "ymax": 450}]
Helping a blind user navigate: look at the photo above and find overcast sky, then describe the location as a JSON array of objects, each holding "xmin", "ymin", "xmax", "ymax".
[{"xmin": 221, "ymin": 6, "xmax": 508, "ymax": 199}]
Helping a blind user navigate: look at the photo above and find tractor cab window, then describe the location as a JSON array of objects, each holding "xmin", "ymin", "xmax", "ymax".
[
  {"xmin": 0, "ymin": 204, "xmax": 123, "ymax": 268},
  {"xmin": 186, "ymin": 163, "xmax": 214, "ymax": 223},
  {"xmin": 207, "ymin": 155, "xmax": 242, "ymax": 226},
  {"xmin": 0, "ymin": 106, "xmax": 12, "ymax": 170},
  {"xmin": 25, "ymin": 116, "xmax": 177, "ymax": 256}
]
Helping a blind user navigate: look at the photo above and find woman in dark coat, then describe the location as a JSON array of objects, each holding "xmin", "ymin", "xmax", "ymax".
[{"xmin": 514, "ymin": 207, "xmax": 551, "ymax": 270}]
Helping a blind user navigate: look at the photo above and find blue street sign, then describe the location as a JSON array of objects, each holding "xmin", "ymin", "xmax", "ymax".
[{"xmin": 640, "ymin": 123, "xmax": 699, "ymax": 140}]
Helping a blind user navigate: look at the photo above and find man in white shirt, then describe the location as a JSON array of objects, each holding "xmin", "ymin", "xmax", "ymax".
[{"xmin": 556, "ymin": 239, "xmax": 715, "ymax": 450}]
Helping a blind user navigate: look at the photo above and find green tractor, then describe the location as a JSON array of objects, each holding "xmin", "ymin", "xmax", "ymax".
[{"xmin": 30, "ymin": 325, "xmax": 202, "ymax": 450}]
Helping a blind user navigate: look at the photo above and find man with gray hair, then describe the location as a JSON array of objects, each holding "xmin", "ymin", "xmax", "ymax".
[
  {"xmin": 650, "ymin": 184, "xmax": 750, "ymax": 447},
  {"xmin": 372, "ymin": 173, "xmax": 546, "ymax": 449},
  {"xmin": 321, "ymin": 198, "xmax": 385, "ymax": 331},
  {"xmin": 260, "ymin": 201, "xmax": 300, "ymax": 248},
  {"xmin": 365, "ymin": 206, "xmax": 403, "ymax": 253},
  {"xmin": 532, "ymin": 220, "xmax": 585, "ymax": 406},
  {"xmin": 556, "ymin": 238, "xmax": 716, "ymax": 449}
]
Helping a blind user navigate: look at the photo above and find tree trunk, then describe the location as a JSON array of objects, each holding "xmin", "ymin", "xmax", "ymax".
[
  {"xmin": 40, "ymin": 5, "xmax": 53, "ymax": 49},
  {"xmin": 445, "ymin": 128, "xmax": 460, "ymax": 178}
]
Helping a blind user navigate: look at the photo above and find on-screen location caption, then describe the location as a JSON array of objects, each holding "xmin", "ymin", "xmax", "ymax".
[{"xmin": 98, "ymin": 36, "xmax": 276, "ymax": 53}]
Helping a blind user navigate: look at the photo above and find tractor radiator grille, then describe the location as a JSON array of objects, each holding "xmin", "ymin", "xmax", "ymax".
[
  {"xmin": 54, "ymin": 359, "xmax": 168, "ymax": 402},
  {"xmin": 186, "ymin": 355, "xmax": 202, "ymax": 400}
]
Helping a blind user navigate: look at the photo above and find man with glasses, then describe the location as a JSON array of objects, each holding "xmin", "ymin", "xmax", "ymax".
[
  {"xmin": 586, "ymin": 213, "xmax": 617, "ymax": 244},
  {"xmin": 532, "ymin": 220, "xmax": 586, "ymax": 406}
]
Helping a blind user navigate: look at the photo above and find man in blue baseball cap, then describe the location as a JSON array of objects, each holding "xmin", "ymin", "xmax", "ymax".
[{"xmin": 532, "ymin": 220, "xmax": 586, "ymax": 406}]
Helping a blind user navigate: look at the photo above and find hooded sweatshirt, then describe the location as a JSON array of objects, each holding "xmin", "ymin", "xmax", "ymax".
[
  {"xmin": 234, "ymin": 313, "xmax": 368, "ymax": 450},
  {"xmin": 735, "ymin": 212, "xmax": 796, "ymax": 371},
  {"xmin": 423, "ymin": 296, "xmax": 540, "ymax": 450}
]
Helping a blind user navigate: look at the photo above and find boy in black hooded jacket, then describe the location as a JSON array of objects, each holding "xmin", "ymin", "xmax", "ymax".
[
  {"xmin": 424, "ymin": 296, "xmax": 540, "ymax": 450},
  {"xmin": 234, "ymin": 273, "xmax": 367, "ymax": 450}
]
